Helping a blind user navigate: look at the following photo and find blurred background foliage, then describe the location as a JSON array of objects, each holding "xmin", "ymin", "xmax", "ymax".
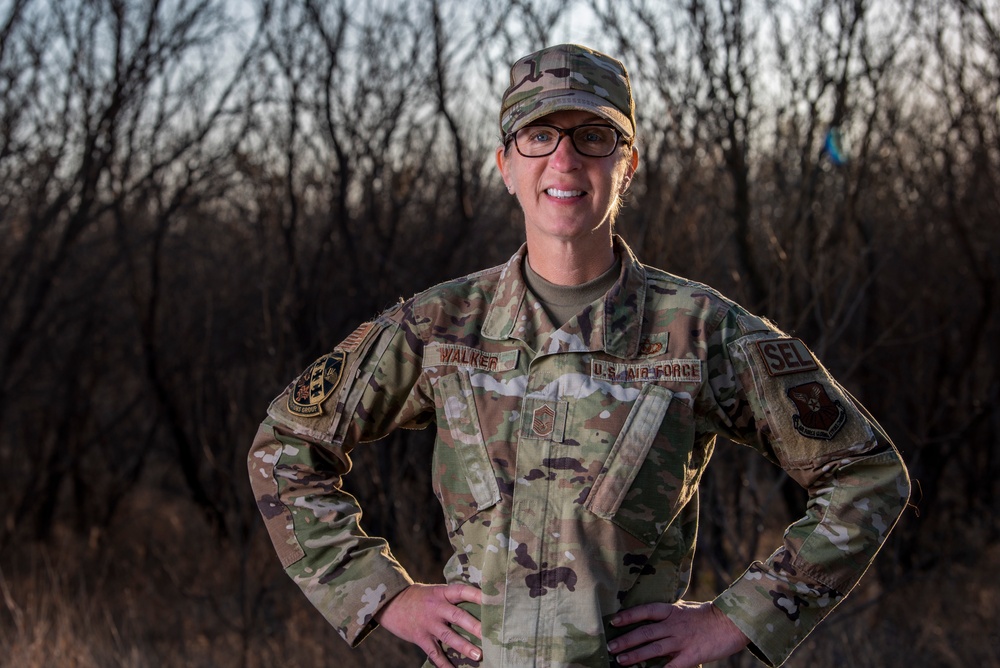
[{"xmin": 0, "ymin": 0, "xmax": 997, "ymax": 665}]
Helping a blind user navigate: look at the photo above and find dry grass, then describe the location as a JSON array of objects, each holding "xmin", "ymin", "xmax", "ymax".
[
  {"xmin": 1, "ymin": 487, "xmax": 997, "ymax": 668},
  {"xmin": 0, "ymin": 487, "xmax": 422, "ymax": 668}
]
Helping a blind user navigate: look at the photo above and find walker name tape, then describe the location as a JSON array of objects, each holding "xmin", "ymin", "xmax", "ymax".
[{"xmin": 424, "ymin": 344, "xmax": 519, "ymax": 372}]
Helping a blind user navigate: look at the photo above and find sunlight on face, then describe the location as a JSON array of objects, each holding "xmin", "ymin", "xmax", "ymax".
[{"xmin": 497, "ymin": 110, "xmax": 638, "ymax": 247}]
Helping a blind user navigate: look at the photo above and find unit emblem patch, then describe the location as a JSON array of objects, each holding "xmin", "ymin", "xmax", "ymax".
[
  {"xmin": 787, "ymin": 382, "xmax": 846, "ymax": 440},
  {"xmin": 288, "ymin": 351, "xmax": 346, "ymax": 417}
]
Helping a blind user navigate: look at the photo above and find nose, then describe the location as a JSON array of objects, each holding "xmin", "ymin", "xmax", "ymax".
[{"xmin": 548, "ymin": 132, "xmax": 582, "ymax": 170}]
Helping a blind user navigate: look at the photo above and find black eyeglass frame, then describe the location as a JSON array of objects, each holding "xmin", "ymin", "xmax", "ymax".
[{"xmin": 505, "ymin": 123, "xmax": 629, "ymax": 158}]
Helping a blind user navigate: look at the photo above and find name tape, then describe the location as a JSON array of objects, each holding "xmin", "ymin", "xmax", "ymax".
[
  {"xmin": 424, "ymin": 344, "xmax": 519, "ymax": 373},
  {"xmin": 591, "ymin": 359, "xmax": 702, "ymax": 384}
]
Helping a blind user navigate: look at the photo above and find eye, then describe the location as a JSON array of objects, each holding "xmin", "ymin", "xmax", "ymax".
[
  {"xmin": 524, "ymin": 127, "xmax": 556, "ymax": 143},
  {"xmin": 578, "ymin": 126, "xmax": 615, "ymax": 144}
]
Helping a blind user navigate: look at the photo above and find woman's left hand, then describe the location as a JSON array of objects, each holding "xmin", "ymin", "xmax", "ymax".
[{"xmin": 606, "ymin": 600, "xmax": 749, "ymax": 667}]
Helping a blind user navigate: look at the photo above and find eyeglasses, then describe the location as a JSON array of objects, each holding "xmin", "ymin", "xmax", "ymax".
[{"xmin": 508, "ymin": 123, "xmax": 625, "ymax": 158}]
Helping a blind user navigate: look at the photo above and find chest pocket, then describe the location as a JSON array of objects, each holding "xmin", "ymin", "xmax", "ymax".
[
  {"xmin": 585, "ymin": 384, "xmax": 695, "ymax": 545},
  {"xmin": 433, "ymin": 371, "xmax": 501, "ymax": 527}
]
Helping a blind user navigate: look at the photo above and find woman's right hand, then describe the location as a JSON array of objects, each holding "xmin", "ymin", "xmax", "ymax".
[{"xmin": 374, "ymin": 582, "xmax": 484, "ymax": 667}]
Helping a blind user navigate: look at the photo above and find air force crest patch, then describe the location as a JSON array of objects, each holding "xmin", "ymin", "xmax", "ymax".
[
  {"xmin": 787, "ymin": 382, "xmax": 846, "ymax": 440},
  {"xmin": 288, "ymin": 351, "xmax": 346, "ymax": 417}
]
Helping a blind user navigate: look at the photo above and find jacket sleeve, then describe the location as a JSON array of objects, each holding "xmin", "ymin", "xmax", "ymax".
[
  {"xmin": 703, "ymin": 307, "xmax": 911, "ymax": 667},
  {"xmin": 247, "ymin": 301, "xmax": 433, "ymax": 646}
]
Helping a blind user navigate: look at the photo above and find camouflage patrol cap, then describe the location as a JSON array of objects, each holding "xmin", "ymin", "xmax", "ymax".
[{"xmin": 500, "ymin": 44, "xmax": 635, "ymax": 140}]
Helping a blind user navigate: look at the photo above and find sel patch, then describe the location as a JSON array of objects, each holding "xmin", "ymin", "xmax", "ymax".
[{"xmin": 756, "ymin": 337, "xmax": 818, "ymax": 376}]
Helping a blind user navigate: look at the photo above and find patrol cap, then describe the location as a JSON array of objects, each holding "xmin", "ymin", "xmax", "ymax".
[{"xmin": 500, "ymin": 44, "xmax": 636, "ymax": 140}]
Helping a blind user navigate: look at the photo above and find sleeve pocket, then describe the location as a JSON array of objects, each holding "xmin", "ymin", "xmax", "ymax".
[{"xmin": 728, "ymin": 332, "xmax": 875, "ymax": 469}]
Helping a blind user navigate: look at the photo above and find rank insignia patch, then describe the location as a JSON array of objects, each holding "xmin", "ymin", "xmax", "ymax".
[
  {"xmin": 288, "ymin": 352, "xmax": 346, "ymax": 417},
  {"xmin": 787, "ymin": 382, "xmax": 846, "ymax": 440},
  {"xmin": 532, "ymin": 404, "xmax": 556, "ymax": 438}
]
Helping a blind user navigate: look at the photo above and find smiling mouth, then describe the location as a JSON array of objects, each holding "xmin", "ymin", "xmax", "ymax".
[{"xmin": 546, "ymin": 188, "xmax": 585, "ymax": 198}]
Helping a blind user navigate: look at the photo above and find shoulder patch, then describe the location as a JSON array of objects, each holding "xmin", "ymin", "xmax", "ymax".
[
  {"xmin": 287, "ymin": 352, "xmax": 346, "ymax": 417},
  {"xmin": 728, "ymin": 331, "xmax": 876, "ymax": 466},
  {"xmin": 787, "ymin": 382, "xmax": 846, "ymax": 440},
  {"xmin": 756, "ymin": 337, "xmax": 819, "ymax": 376},
  {"xmin": 338, "ymin": 322, "xmax": 375, "ymax": 352}
]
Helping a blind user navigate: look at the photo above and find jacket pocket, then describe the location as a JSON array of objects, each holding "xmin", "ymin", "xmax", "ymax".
[
  {"xmin": 434, "ymin": 371, "xmax": 501, "ymax": 528},
  {"xmin": 584, "ymin": 384, "xmax": 685, "ymax": 545}
]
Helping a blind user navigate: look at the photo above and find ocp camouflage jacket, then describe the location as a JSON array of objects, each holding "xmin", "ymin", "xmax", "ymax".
[{"xmin": 248, "ymin": 236, "xmax": 910, "ymax": 667}]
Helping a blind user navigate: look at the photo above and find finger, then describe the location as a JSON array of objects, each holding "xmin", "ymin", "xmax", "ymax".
[
  {"xmin": 422, "ymin": 640, "xmax": 457, "ymax": 668},
  {"xmin": 613, "ymin": 637, "xmax": 684, "ymax": 667},
  {"xmin": 610, "ymin": 602, "xmax": 673, "ymax": 627},
  {"xmin": 437, "ymin": 626, "xmax": 483, "ymax": 663},
  {"xmin": 608, "ymin": 619, "xmax": 678, "ymax": 653},
  {"xmin": 441, "ymin": 604, "xmax": 483, "ymax": 639},
  {"xmin": 443, "ymin": 582, "xmax": 484, "ymax": 606}
]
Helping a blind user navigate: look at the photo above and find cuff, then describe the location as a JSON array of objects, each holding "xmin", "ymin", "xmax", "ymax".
[
  {"xmin": 290, "ymin": 543, "xmax": 415, "ymax": 646},
  {"xmin": 714, "ymin": 561, "xmax": 842, "ymax": 667}
]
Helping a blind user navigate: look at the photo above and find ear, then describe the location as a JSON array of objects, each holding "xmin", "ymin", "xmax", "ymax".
[
  {"xmin": 496, "ymin": 145, "xmax": 513, "ymax": 193},
  {"xmin": 621, "ymin": 146, "xmax": 640, "ymax": 192},
  {"xmin": 626, "ymin": 145, "xmax": 640, "ymax": 180}
]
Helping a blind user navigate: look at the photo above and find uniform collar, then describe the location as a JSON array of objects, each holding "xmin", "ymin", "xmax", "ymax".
[{"xmin": 482, "ymin": 235, "xmax": 647, "ymax": 359}]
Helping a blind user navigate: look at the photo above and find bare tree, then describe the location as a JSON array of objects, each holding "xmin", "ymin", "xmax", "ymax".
[
  {"xmin": 0, "ymin": 0, "xmax": 257, "ymax": 544},
  {"xmin": 1, "ymin": 1, "xmax": 998, "ymax": 665}
]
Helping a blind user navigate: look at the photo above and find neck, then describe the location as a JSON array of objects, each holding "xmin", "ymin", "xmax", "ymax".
[{"xmin": 523, "ymin": 229, "xmax": 616, "ymax": 286}]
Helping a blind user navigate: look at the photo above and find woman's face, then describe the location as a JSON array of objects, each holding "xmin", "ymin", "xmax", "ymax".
[{"xmin": 496, "ymin": 109, "xmax": 638, "ymax": 247}]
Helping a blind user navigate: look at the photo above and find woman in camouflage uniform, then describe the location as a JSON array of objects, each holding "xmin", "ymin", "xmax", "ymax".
[{"xmin": 249, "ymin": 44, "xmax": 909, "ymax": 668}]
